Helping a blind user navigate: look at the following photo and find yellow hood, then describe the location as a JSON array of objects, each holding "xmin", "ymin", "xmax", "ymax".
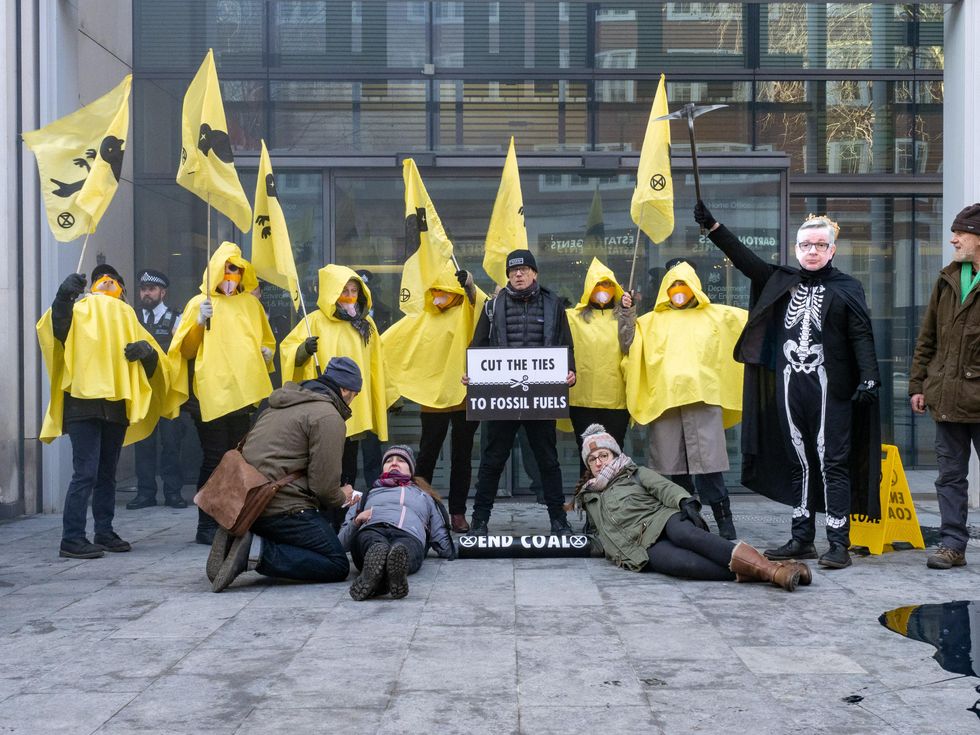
[
  {"xmin": 653, "ymin": 261, "xmax": 710, "ymax": 312},
  {"xmin": 200, "ymin": 241, "xmax": 260, "ymax": 295},
  {"xmin": 573, "ymin": 257, "xmax": 624, "ymax": 311},
  {"xmin": 316, "ymin": 264, "xmax": 372, "ymax": 317}
]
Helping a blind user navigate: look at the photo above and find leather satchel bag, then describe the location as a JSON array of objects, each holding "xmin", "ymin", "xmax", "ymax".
[{"xmin": 193, "ymin": 445, "xmax": 304, "ymax": 537}]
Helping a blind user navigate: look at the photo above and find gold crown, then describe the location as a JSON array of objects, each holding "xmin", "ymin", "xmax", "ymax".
[{"xmin": 804, "ymin": 213, "xmax": 840, "ymax": 240}]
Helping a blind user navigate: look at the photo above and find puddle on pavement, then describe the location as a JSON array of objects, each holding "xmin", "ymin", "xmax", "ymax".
[{"xmin": 878, "ymin": 600, "xmax": 980, "ymax": 678}]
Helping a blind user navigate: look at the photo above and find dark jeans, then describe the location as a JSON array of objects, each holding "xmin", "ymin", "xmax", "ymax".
[
  {"xmin": 351, "ymin": 525, "xmax": 425, "ymax": 574},
  {"xmin": 251, "ymin": 508, "xmax": 350, "ymax": 582},
  {"xmin": 360, "ymin": 432, "xmax": 383, "ymax": 490},
  {"xmin": 644, "ymin": 514, "xmax": 736, "ymax": 581},
  {"xmin": 63, "ymin": 419, "xmax": 127, "ymax": 542},
  {"xmin": 472, "ymin": 419, "xmax": 566, "ymax": 522},
  {"xmin": 416, "ymin": 410, "xmax": 479, "ymax": 515},
  {"xmin": 569, "ymin": 406, "xmax": 631, "ymax": 478},
  {"xmin": 934, "ymin": 421, "xmax": 980, "ymax": 553},
  {"xmin": 194, "ymin": 411, "xmax": 252, "ymax": 530},
  {"xmin": 667, "ymin": 472, "xmax": 729, "ymax": 506},
  {"xmin": 134, "ymin": 414, "xmax": 188, "ymax": 499}
]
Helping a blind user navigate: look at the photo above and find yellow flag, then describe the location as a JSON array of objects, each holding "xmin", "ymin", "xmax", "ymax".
[
  {"xmin": 23, "ymin": 75, "xmax": 131, "ymax": 243},
  {"xmin": 630, "ymin": 74, "xmax": 674, "ymax": 244},
  {"xmin": 483, "ymin": 137, "xmax": 528, "ymax": 286},
  {"xmin": 176, "ymin": 49, "xmax": 252, "ymax": 232},
  {"xmin": 251, "ymin": 141, "xmax": 300, "ymax": 311},
  {"xmin": 401, "ymin": 159, "xmax": 454, "ymax": 315}
]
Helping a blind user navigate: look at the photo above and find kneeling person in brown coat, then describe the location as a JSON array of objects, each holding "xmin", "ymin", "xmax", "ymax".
[{"xmin": 210, "ymin": 357, "xmax": 362, "ymax": 592}]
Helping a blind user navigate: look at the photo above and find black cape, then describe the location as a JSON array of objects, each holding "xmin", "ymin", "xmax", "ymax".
[{"xmin": 710, "ymin": 226, "xmax": 882, "ymax": 519}]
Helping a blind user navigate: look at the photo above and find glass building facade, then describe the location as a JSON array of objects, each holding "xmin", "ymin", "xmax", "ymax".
[{"xmin": 132, "ymin": 1, "xmax": 946, "ymax": 493}]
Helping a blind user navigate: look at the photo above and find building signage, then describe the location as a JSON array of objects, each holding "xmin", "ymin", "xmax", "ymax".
[{"xmin": 465, "ymin": 346, "xmax": 569, "ymax": 420}]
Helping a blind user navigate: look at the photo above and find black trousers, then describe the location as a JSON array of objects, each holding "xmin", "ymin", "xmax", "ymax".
[
  {"xmin": 416, "ymin": 410, "xmax": 479, "ymax": 515},
  {"xmin": 934, "ymin": 421, "xmax": 980, "ymax": 553},
  {"xmin": 569, "ymin": 406, "xmax": 631, "ymax": 478},
  {"xmin": 351, "ymin": 525, "xmax": 425, "ymax": 574},
  {"xmin": 644, "ymin": 514, "xmax": 736, "ymax": 581},
  {"xmin": 667, "ymin": 472, "xmax": 728, "ymax": 506},
  {"xmin": 194, "ymin": 411, "xmax": 252, "ymax": 530},
  {"xmin": 472, "ymin": 419, "xmax": 566, "ymax": 522},
  {"xmin": 777, "ymin": 367, "xmax": 852, "ymax": 547}
]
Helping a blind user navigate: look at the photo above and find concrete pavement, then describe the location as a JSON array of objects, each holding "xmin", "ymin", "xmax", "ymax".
[{"xmin": 1, "ymin": 494, "xmax": 978, "ymax": 734}]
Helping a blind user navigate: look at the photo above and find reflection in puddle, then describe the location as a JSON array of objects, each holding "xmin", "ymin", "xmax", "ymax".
[{"xmin": 879, "ymin": 600, "xmax": 980, "ymax": 677}]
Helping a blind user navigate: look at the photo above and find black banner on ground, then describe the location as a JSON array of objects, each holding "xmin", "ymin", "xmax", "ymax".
[{"xmin": 457, "ymin": 534, "xmax": 594, "ymax": 558}]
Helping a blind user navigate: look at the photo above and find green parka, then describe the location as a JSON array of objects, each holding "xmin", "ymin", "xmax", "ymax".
[
  {"xmin": 580, "ymin": 463, "xmax": 691, "ymax": 572},
  {"xmin": 909, "ymin": 262, "xmax": 980, "ymax": 422}
]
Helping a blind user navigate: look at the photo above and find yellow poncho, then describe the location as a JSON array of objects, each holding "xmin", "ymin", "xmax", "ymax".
[
  {"xmin": 37, "ymin": 293, "xmax": 170, "ymax": 445},
  {"xmin": 166, "ymin": 242, "xmax": 275, "ymax": 422},
  {"xmin": 567, "ymin": 258, "xmax": 627, "ymax": 410},
  {"xmin": 279, "ymin": 264, "xmax": 393, "ymax": 439},
  {"xmin": 381, "ymin": 263, "xmax": 487, "ymax": 409},
  {"xmin": 624, "ymin": 261, "xmax": 747, "ymax": 428}
]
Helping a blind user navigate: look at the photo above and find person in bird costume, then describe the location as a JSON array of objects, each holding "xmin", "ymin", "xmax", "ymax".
[
  {"xmin": 564, "ymin": 257, "xmax": 631, "ymax": 477},
  {"xmin": 694, "ymin": 203, "xmax": 881, "ymax": 570},
  {"xmin": 167, "ymin": 242, "xmax": 276, "ymax": 545},
  {"xmin": 620, "ymin": 258, "xmax": 747, "ymax": 540},
  {"xmin": 279, "ymin": 264, "xmax": 393, "ymax": 510},
  {"xmin": 38, "ymin": 264, "xmax": 169, "ymax": 559},
  {"xmin": 381, "ymin": 263, "xmax": 485, "ymax": 533}
]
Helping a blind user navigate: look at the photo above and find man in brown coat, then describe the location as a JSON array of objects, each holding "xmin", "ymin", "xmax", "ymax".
[
  {"xmin": 210, "ymin": 356, "xmax": 362, "ymax": 591},
  {"xmin": 910, "ymin": 203, "xmax": 980, "ymax": 570}
]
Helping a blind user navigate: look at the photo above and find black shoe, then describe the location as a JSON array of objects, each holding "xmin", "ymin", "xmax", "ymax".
[
  {"xmin": 550, "ymin": 517, "xmax": 573, "ymax": 536},
  {"xmin": 164, "ymin": 494, "xmax": 188, "ymax": 509},
  {"xmin": 206, "ymin": 527, "xmax": 234, "ymax": 582},
  {"xmin": 818, "ymin": 544, "xmax": 852, "ymax": 569},
  {"xmin": 93, "ymin": 532, "xmax": 132, "ymax": 553},
  {"xmin": 710, "ymin": 499, "xmax": 737, "ymax": 540},
  {"xmin": 212, "ymin": 532, "xmax": 252, "ymax": 592},
  {"xmin": 468, "ymin": 518, "xmax": 489, "ymax": 537},
  {"xmin": 126, "ymin": 495, "xmax": 157, "ymax": 510},
  {"xmin": 195, "ymin": 528, "xmax": 216, "ymax": 546},
  {"xmin": 763, "ymin": 539, "xmax": 818, "ymax": 561},
  {"xmin": 349, "ymin": 543, "xmax": 390, "ymax": 601},
  {"xmin": 59, "ymin": 538, "xmax": 105, "ymax": 559},
  {"xmin": 387, "ymin": 544, "xmax": 410, "ymax": 599}
]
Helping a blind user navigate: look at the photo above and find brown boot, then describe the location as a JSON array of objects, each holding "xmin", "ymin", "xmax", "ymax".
[
  {"xmin": 729, "ymin": 541, "xmax": 800, "ymax": 592},
  {"xmin": 787, "ymin": 560, "xmax": 812, "ymax": 586}
]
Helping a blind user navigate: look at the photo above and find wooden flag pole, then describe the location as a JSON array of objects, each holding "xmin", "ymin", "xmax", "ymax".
[
  {"xmin": 75, "ymin": 231, "xmax": 92, "ymax": 275},
  {"xmin": 296, "ymin": 288, "xmax": 321, "ymax": 375},
  {"xmin": 626, "ymin": 224, "xmax": 644, "ymax": 293},
  {"xmin": 205, "ymin": 195, "xmax": 212, "ymax": 330}
]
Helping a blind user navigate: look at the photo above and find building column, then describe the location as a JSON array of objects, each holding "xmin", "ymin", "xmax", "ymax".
[{"xmin": 944, "ymin": 1, "xmax": 980, "ymax": 508}]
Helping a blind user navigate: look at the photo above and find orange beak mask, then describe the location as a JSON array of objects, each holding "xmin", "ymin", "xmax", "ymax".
[
  {"xmin": 91, "ymin": 276, "xmax": 123, "ymax": 299},
  {"xmin": 667, "ymin": 282, "xmax": 694, "ymax": 308}
]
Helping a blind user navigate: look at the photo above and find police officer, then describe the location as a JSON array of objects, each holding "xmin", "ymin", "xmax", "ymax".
[{"xmin": 127, "ymin": 269, "xmax": 189, "ymax": 509}]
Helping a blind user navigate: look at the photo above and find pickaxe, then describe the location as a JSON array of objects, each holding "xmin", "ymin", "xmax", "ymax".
[{"xmin": 655, "ymin": 102, "xmax": 727, "ymax": 232}]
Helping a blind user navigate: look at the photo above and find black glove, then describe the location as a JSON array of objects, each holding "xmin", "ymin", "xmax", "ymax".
[
  {"xmin": 455, "ymin": 269, "xmax": 470, "ymax": 289},
  {"xmin": 302, "ymin": 336, "xmax": 319, "ymax": 357},
  {"xmin": 679, "ymin": 498, "xmax": 710, "ymax": 531},
  {"xmin": 693, "ymin": 200, "xmax": 717, "ymax": 230},
  {"xmin": 851, "ymin": 379, "xmax": 880, "ymax": 405},
  {"xmin": 124, "ymin": 340, "xmax": 153, "ymax": 362},
  {"xmin": 57, "ymin": 273, "xmax": 87, "ymax": 301}
]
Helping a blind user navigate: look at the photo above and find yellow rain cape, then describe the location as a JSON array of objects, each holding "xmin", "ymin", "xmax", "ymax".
[
  {"xmin": 279, "ymin": 264, "xmax": 393, "ymax": 439},
  {"xmin": 567, "ymin": 258, "xmax": 627, "ymax": 411},
  {"xmin": 166, "ymin": 242, "xmax": 275, "ymax": 422},
  {"xmin": 624, "ymin": 261, "xmax": 747, "ymax": 427},
  {"xmin": 37, "ymin": 293, "xmax": 170, "ymax": 445},
  {"xmin": 381, "ymin": 262, "xmax": 488, "ymax": 409}
]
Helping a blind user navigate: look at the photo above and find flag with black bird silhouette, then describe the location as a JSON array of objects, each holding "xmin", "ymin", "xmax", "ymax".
[
  {"xmin": 251, "ymin": 140, "xmax": 299, "ymax": 310},
  {"xmin": 630, "ymin": 74, "xmax": 674, "ymax": 245},
  {"xmin": 483, "ymin": 136, "xmax": 528, "ymax": 287},
  {"xmin": 176, "ymin": 49, "xmax": 252, "ymax": 232},
  {"xmin": 23, "ymin": 74, "xmax": 131, "ymax": 243},
  {"xmin": 401, "ymin": 159, "xmax": 454, "ymax": 316}
]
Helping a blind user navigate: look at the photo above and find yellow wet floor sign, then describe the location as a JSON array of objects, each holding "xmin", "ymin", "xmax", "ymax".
[{"xmin": 850, "ymin": 444, "xmax": 926, "ymax": 555}]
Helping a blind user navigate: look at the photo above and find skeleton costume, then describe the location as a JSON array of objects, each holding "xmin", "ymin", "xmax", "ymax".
[{"xmin": 703, "ymin": 218, "xmax": 881, "ymax": 547}]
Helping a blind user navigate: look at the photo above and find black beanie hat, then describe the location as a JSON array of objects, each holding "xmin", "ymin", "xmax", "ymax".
[
  {"xmin": 951, "ymin": 203, "xmax": 980, "ymax": 233},
  {"xmin": 506, "ymin": 249, "xmax": 537, "ymax": 274},
  {"xmin": 320, "ymin": 356, "xmax": 363, "ymax": 392},
  {"xmin": 91, "ymin": 264, "xmax": 124, "ymax": 288}
]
